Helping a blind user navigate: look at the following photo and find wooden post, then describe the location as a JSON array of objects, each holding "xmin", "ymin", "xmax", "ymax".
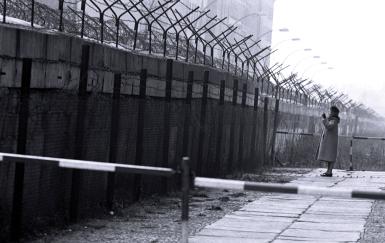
[
  {"xmin": 196, "ymin": 71, "xmax": 209, "ymax": 176},
  {"xmin": 10, "ymin": 58, "xmax": 32, "ymax": 241},
  {"xmin": 161, "ymin": 59, "xmax": 173, "ymax": 192},
  {"xmin": 106, "ymin": 73, "xmax": 121, "ymax": 211},
  {"xmin": 70, "ymin": 45, "xmax": 89, "ymax": 222},
  {"xmin": 214, "ymin": 80, "xmax": 225, "ymax": 176},
  {"xmin": 133, "ymin": 69, "xmax": 147, "ymax": 201},
  {"xmin": 227, "ymin": 79, "xmax": 238, "ymax": 173}
]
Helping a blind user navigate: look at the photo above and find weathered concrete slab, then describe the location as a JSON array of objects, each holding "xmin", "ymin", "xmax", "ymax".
[
  {"xmin": 289, "ymin": 221, "xmax": 364, "ymax": 232},
  {"xmin": 190, "ymin": 169, "xmax": 385, "ymax": 242},
  {"xmin": 196, "ymin": 228, "xmax": 276, "ymax": 239},
  {"xmin": 279, "ymin": 228, "xmax": 361, "ymax": 241}
]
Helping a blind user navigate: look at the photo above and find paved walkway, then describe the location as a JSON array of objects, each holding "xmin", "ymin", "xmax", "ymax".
[{"xmin": 190, "ymin": 169, "xmax": 385, "ymax": 243}]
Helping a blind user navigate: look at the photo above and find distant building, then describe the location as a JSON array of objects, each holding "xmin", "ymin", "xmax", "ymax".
[
  {"xmin": 36, "ymin": 0, "xmax": 81, "ymax": 10},
  {"xmin": 184, "ymin": 0, "xmax": 275, "ymax": 68}
]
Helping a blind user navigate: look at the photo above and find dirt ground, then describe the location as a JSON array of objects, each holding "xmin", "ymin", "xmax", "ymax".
[
  {"xmin": 360, "ymin": 199, "xmax": 385, "ymax": 242},
  {"xmin": 23, "ymin": 168, "xmax": 311, "ymax": 243}
]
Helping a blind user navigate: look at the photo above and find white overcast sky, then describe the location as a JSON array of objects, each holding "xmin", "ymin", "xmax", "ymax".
[{"xmin": 270, "ymin": 0, "xmax": 385, "ymax": 116}]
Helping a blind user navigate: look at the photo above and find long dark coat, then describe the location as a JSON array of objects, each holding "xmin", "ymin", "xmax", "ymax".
[{"xmin": 316, "ymin": 116, "xmax": 339, "ymax": 162}]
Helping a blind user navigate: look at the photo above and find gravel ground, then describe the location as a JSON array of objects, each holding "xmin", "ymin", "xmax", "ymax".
[
  {"xmin": 359, "ymin": 197, "xmax": 385, "ymax": 242},
  {"xmin": 23, "ymin": 168, "xmax": 311, "ymax": 243}
]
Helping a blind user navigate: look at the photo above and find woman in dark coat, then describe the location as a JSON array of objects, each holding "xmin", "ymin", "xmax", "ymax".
[{"xmin": 317, "ymin": 106, "xmax": 340, "ymax": 177}]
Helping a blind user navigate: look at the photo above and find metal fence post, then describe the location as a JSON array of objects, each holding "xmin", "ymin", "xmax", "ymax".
[
  {"xmin": 70, "ymin": 45, "xmax": 89, "ymax": 222},
  {"xmin": 133, "ymin": 69, "xmax": 147, "ymax": 201},
  {"xmin": 106, "ymin": 73, "xmax": 121, "ymax": 211},
  {"xmin": 10, "ymin": 58, "xmax": 32, "ymax": 241},
  {"xmin": 181, "ymin": 157, "xmax": 190, "ymax": 243},
  {"xmin": 161, "ymin": 59, "xmax": 173, "ymax": 192},
  {"xmin": 196, "ymin": 71, "xmax": 209, "ymax": 176},
  {"xmin": 227, "ymin": 79, "xmax": 238, "ymax": 173}
]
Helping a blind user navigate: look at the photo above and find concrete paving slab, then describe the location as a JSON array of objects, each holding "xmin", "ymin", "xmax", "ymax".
[
  {"xmin": 279, "ymin": 228, "xmax": 361, "ymax": 241},
  {"xmin": 189, "ymin": 169, "xmax": 385, "ymax": 242},
  {"xmin": 289, "ymin": 221, "xmax": 364, "ymax": 231},
  {"xmin": 197, "ymin": 228, "xmax": 276, "ymax": 239}
]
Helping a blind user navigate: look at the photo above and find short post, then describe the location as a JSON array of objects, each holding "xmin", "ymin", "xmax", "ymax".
[
  {"xmin": 181, "ymin": 157, "xmax": 190, "ymax": 243},
  {"xmin": 10, "ymin": 58, "xmax": 32, "ymax": 241},
  {"xmin": 349, "ymin": 139, "xmax": 353, "ymax": 171}
]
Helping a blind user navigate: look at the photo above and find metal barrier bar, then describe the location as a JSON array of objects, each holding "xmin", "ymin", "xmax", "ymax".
[
  {"xmin": 276, "ymin": 130, "xmax": 318, "ymax": 136},
  {"xmin": 0, "ymin": 152, "xmax": 176, "ymax": 177},
  {"xmin": 275, "ymin": 131, "xmax": 375, "ymax": 139},
  {"xmin": 1, "ymin": 151, "xmax": 179, "ymax": 241},
  {"xmin": 353, "ymin": 136, "xmax": 385, "ymax": 141},
  {"xmin": 194, "ymin": 177, "xmax": 385, "ymax": 200}
]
